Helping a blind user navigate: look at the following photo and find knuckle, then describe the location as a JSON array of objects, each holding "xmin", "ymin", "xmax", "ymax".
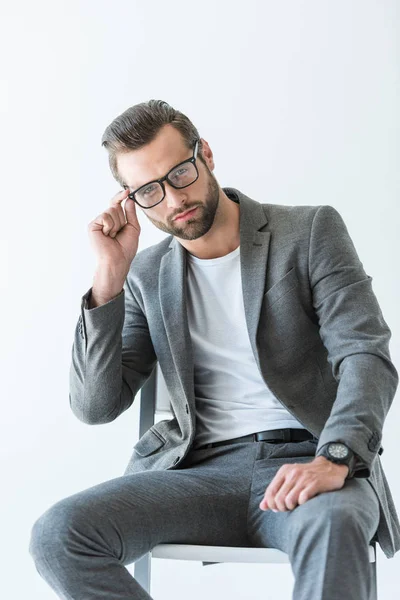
[{"xmin": 103, "ymin": 213, "xmax": 115, "ymax": 227}]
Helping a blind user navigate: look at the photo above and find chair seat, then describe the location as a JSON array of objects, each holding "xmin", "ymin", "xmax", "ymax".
[{"xmin": 151, "ymin": 543, "xmax": 376, "ymax": 564}]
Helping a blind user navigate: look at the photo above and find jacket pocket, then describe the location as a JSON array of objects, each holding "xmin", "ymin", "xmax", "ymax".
[
  {"xmin": 133, "ymin": 428, "xmax": 166, "ymax": 457},
  {"xmin": 263, "ymin": 267, "xmax": 299, "ymax": 307}
]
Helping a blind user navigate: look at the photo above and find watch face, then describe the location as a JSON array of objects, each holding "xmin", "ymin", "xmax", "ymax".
[{"xmin": 328, "ymin": 443, "xmax": 349, "ymax": 459}]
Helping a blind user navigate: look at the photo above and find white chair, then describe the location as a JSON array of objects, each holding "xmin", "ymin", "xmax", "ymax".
[{"xmin": 133, "ymin": 365, "xmax": 378, "ymax": 599}]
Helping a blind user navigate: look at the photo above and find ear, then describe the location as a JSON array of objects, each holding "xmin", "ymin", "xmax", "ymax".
[{"xmin": 199, "ymin": 137, "xmax": 215, "ymax": 171}]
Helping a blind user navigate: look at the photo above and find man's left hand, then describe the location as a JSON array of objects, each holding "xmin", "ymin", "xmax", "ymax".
[{"xmin": 259, "ymin": 456, "xmax": 349, "ymax": 512}]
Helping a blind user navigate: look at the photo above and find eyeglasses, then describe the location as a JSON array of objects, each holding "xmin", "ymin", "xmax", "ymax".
[{"xmin": 124, "ymin": 139, "xmax": 200, "ymax": 209}]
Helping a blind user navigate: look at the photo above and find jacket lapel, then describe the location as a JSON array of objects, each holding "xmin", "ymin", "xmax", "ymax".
[
  {"xmin": 159, "ymin": 237, "xmax": 195, "ymax": 413},
  {"xmin": 237, "ymin": 190, "xmax": 271, "ymax": 374}
]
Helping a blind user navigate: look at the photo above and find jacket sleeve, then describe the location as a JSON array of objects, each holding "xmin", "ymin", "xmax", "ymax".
[
  {"xmin": 311, "ymin": 205, "xmax": 398, "ymax": 478},
  {"xmin": 69, "ymin": 274, "xmax": 157, "ymax": 425}
]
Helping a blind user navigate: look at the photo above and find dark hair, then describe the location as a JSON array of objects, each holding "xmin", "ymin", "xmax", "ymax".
[{"xmin": 101, "ymin": 99, "xmax": 204, "ymax": 186}]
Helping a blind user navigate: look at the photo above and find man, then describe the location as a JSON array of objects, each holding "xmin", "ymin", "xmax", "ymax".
[{"xmin": 29, "ymin": 100, "xmax": 399, "ymax": 599}]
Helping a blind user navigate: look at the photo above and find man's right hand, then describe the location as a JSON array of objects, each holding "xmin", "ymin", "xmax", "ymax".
[
  {"xmin": 88, "ymin": 188, "xmax": 141, "ymax": 271},
  {"xmin": 87, "ymin": 188, "xmax": 141, "ymax": 306}
]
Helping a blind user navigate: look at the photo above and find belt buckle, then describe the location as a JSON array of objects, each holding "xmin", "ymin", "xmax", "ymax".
[{"xmin": 256, "ymin": 430, "xmax": 285, "ymax": 444}]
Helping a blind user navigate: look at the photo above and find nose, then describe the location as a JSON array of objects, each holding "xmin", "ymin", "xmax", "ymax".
[{"xmin": 164, "ymin": 182, "xmax": 189, "ymax": 209}]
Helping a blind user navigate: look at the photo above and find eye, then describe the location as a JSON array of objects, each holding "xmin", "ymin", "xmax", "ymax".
[
  {"xmin": 173, "ymin": 167, "xmax": 188, "ymax": 178},
  {"xmin": 142, "ymin": 184, "xmax": 157, "ymax": 195}
]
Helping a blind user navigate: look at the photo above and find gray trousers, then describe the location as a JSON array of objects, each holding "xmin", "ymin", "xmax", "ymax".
[{"xmin": 29, "ymin": 439, "xmax": 380, "ymax": 599}]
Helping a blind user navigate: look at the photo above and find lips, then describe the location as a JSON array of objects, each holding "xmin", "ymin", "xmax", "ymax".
[{"xmin": 174, "ymin": 207, "xmax": 198, "ymax": 221}]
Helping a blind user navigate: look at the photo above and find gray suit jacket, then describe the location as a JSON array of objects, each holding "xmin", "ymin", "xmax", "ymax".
[{"xmin": 70, "ymin": 187, "xmax": 400, "ymax": 558}]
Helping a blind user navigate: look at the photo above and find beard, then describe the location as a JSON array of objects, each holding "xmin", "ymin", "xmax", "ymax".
[{"xmin": 142, "ymin": 169, "xmax": 220, "ymax": 241}]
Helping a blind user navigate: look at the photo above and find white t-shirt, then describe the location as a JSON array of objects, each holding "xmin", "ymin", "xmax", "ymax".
[{"xmin": 186, "ymin": 244, "xmax": 304, "ymax": 449}]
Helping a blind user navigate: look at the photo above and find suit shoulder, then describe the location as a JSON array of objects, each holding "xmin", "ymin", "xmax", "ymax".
[{"xmin": 261, "ymin": 202, "xmax": 325, "ymax": 231}]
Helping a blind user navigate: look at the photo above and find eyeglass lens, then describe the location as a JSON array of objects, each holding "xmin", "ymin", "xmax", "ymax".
[{"xmin": 135, "ymin": 161, "xmax": 198, "ymax": 208}]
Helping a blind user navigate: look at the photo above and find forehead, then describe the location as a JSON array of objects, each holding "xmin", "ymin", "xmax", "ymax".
[{"xmin": 116, "ymin": 124, "xmax": 190, "ymax": 190}]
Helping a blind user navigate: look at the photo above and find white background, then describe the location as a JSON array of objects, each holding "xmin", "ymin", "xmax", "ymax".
[{"xmin": 1, "ymin": 1, "xmax": 399, "ymax": 598}]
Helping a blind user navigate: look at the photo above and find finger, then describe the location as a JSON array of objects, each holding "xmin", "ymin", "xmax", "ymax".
[
  {"xmin": 123, "ymin": 194, "xmax": 140, "ymax": 229},
  {"xmin": 283, "ymin": 483, "xmax": 305, "ymax": 511},
  {"xmin": 107, "ymin": 205, "xmax": 125, "ymax": 237},
  {"xmin": 261, "ymin": 466, "xmax": 289, "ymax": 510},
  {"xmin": 106, "ymin": 189, "xmax": 130, "ymax": 236},
  {"xmin": 298, "ymin": 484, "xmax": 319, "ymax": 506},
  {"xmin": 110, "ymin": 188, "xmax": 130, "ymax": 206},
  {"xmin": 273, "ymin": 475, "xmax": 299, "ymax": 511},
  {"xmin": 110, "ymin": 188, "xmax": 140, "ymax": 234},
  {"xmin": 100, "ymin": 212, "xmax": 116, "ymax": 236}
]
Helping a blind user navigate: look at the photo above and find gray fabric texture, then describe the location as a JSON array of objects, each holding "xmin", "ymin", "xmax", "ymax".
[{"xmin": 30, "ymin": 440, "xmax": 380, "ymax": 599}]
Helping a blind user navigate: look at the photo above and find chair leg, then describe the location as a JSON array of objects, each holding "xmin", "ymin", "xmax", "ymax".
[
  {"xmin": 369, "ymin": 542, "xmax": 378, "ymax": 600},
  {"xmin": 134, "ymin": 552, "xmax": 151, "ymax": 594}
]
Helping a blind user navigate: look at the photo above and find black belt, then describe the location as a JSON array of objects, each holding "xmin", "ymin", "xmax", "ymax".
[{"xmin": 196, "ymin": 428, "xmax": 318, "ymax": 450}]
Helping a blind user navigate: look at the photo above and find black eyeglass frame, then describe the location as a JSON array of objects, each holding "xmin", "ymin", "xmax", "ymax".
[{"xmin": 124, "ymin": 139, "xmax": 200, "ymax": 209}]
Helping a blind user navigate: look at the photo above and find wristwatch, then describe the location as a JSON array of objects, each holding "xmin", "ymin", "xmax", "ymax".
[{"xmin": 317, "ymin": 442, "xmax": 356, "ymax": 478}]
